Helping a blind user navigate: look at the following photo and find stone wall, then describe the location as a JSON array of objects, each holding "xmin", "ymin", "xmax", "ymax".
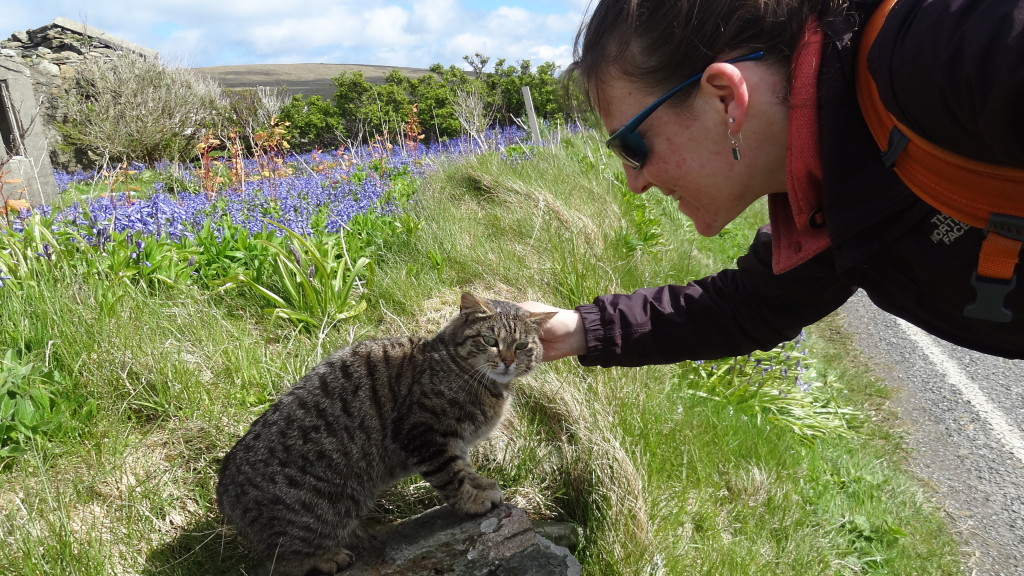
[
  {"xmin": 0, "ymin": 18, "xmax": 156, "ymax": 205},
  {"xmin": 1, "ymin": 17, "xmax": 157, "ymax": 95}
]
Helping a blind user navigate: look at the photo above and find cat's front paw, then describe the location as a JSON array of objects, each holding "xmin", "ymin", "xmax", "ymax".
[
  {"xmin": 270, "ymin": 548, "xmax": 354, "ymax": 576},
  {"xmin": 451, "ymin": 475, "xmax": 503, "ymax": 516}
]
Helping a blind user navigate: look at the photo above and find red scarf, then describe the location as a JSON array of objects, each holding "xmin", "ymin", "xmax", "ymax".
[{"xmin": 768, "ymin": 18, "xmax": 831, "ymax": 274}]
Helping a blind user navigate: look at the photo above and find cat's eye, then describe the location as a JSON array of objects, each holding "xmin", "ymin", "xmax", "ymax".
[
  {"xmin": 482, "ymin": 336, "xmax": 499, "ymax": 347},
  {"xmin": 514, "ymin": 341, "xmax": 529, "ymax": 351}
]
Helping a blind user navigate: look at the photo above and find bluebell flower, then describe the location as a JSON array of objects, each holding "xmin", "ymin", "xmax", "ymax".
[{"xmin": 7, "ymin": 122, "xmax": 556, "ymax": 292}]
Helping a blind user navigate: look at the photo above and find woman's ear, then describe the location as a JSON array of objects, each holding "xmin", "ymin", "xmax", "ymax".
[{"xmin": 699, "ymin": 62, "xmax": 750, "ymax": 130}]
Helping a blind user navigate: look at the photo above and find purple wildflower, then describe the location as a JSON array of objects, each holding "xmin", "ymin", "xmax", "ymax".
[{"xmin": 5, "ymin": 124, "xmax": 543, "ymax": 289}]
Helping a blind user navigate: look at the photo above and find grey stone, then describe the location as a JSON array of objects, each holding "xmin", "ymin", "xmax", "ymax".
[
  {"xmin": 50, "ymin": 17, "xmax": 158, "ymax": 60},
  {"xmin": 0, "ymin": 59, "xmax": 60, "ymax": 206},
  {"xmin": 32, "ymin": 60, "xmax": 60, "ymax": 76},
  {"xmin": 532, "ymin": 520, "xmax": 581, "ymax": 552},
  {"xmin": 346, "ymin": 504, "xmax": 581, "ymax": 576},
  {"xmin": 25, "ymin": 27, "xmax": 48, "ymax": 45}
]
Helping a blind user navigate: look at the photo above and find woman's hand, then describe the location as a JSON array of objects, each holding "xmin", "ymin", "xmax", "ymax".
[{"xmin": 518, "ymin": 301, "xmax": 587, "ymax": 362}]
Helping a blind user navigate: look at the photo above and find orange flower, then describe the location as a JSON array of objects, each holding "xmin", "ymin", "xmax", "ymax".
[{"xmin": 4, "ymin": 198, "xmax": 31, "ymax": 213}]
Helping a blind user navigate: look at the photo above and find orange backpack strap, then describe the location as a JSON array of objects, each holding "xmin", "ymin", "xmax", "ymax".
[{"xmin": 856, "ymin": 0, "xmax": 1024, "ymax": 322}]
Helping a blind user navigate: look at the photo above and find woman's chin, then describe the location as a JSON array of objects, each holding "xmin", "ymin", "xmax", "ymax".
[{"xmin": 690, "ymin": 217, "xmax": 726, "ymax": 237}]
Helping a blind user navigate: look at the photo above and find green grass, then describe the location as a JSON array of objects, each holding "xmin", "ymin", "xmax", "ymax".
[{"xmin": 0, "ymin": 130, "xmax": 964, "ymax": 575}]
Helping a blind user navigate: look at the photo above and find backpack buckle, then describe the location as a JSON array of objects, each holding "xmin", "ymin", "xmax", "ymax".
[
  {"xmin": 964, "ymin": 214, "xmax": 1024, "ymax": 323},
  {"xmin": 965, "ymin": 272, "xmax": 1015, "ymax": 322}
]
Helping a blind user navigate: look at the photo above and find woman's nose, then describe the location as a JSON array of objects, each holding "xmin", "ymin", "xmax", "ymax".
[{"xmin": 623, "ymin": 165, "xmax": 652, "ymax": 194}]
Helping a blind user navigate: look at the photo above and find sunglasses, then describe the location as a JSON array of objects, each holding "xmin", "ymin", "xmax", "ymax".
[{"xmin": 605, "ymin": 51, "xmax": 766, "ymax": 169}]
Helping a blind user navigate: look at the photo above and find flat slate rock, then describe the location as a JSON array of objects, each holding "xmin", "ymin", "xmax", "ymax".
[{"xmin": 347, "ymin": 504, "xmax": 581, "ymax": 576}]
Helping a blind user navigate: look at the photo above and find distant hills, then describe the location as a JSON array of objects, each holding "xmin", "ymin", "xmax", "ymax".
[
  {"xmin": 6, "ymin": 18, "xmax": 431, "ymax": 102},
  {"xmin": 192, "ymin": 63, "xmax": 433, "ymax": 101}
]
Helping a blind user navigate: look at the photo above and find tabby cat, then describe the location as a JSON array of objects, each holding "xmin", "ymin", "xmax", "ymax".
[{"xmin": 216, "ymin": 292, "xmax": 555, "ymax": 576}]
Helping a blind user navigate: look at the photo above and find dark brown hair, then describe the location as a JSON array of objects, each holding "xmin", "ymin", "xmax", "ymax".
[{"xmin": 569, "ymin": 0, "xmax": 850, "ymax": 107}]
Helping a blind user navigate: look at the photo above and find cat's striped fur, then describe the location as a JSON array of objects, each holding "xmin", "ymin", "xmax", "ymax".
[{"xmin": 216, "ymin": 293, "xmax": 555, "ymax": 576}]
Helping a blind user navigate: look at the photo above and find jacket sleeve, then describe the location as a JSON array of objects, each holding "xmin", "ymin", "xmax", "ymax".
[{"xmin": 575, "ymin": 227, "xmax": 859, "ymax": 367}]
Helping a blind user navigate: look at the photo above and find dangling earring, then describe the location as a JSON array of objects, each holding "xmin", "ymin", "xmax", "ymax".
[{"xmin": 728, "ymin": 117, "xmax": 742, "ymax": 161}]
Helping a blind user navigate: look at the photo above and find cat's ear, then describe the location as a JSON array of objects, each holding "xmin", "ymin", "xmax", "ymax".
[
  {"xmin": 528, "ymin": 311, "xmax": 558, "ymax": 330},
  {"xmin": 460, "ymin": 292, "xmax": 496, "ymax": 317}
]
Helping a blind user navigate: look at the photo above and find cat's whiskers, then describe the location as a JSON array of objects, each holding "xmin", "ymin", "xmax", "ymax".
[
  {"xmin": 465, "ymin": 364, "xmax": 498, "ymax": 392},
  {"xmin": 462, "ymin": 363, "xmax": 513, "ymax": 396}
]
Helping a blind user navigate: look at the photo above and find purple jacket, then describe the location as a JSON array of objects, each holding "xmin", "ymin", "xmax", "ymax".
[{"xmin": 576, "ymin": 0, "xmax": 1024, "ymax": 366}]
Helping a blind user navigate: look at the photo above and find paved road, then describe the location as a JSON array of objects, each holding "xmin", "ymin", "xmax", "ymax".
[{"xmin": 840, "ymin": 291, "xmax": 1024, "ymax": 576}]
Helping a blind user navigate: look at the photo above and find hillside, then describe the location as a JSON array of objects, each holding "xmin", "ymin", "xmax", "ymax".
[{"xmin": 192, "ymin": 62, "xmax": 433, "ymax": 100}]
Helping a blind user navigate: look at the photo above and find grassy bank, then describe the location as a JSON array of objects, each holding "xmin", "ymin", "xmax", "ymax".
[{"xmin": 0, "ymin": 129, "xmax": 963, "ymax": 574}]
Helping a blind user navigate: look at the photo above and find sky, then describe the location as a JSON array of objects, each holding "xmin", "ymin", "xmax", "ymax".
[{"xmin": 6, "ymin": 0, "xmax": 592, "ymax": 71}]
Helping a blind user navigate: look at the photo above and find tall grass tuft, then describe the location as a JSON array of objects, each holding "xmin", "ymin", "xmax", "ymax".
[{"xmin": 216, "ymin": 221, "xmax": 370, "ymax": 330}]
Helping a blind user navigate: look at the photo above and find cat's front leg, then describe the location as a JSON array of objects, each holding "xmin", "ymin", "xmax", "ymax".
[
  {"xmin": 398, "ymin": 421, "xmax": 503, "ymax": 515},
  {"xmin": 420, "ymin": 455, "xmax": 503, "ymax": 515}
]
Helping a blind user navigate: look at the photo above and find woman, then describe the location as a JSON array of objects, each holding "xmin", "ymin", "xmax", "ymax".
[{"xmin": 522, "ymin": 0, "xmax": 1024, "ymax": 364}]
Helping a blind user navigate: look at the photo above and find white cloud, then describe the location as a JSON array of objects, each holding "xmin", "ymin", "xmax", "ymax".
[
  {"xmin": 488, "ymin": 6, "xmax": 533, "ymax": 25},
  {"xmin": 445, "ymin": 31, "xmax": 495, "ymax": 60},
  {"xmin": 531, "ymin": 44, "xmax": 574, "ymax": 66},
  {"xmin": 8, "ymin": 0, "xmax": 586, "ymax": 69},
  {"xmin": 364, "ymin": 5, "xmax": 415, "ymax": 47},
  {"xmin": 411, "ymin": 0, "xmax": 464, "ymax": 35}
]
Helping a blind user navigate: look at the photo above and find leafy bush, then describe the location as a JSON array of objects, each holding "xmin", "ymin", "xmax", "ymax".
[
  {"xmin": 331, "ymin": 71, "xmax": 382, "ymax": 143},
  {"xmin": 279, "ymin": 95, "xmax": 345, "ymax": 151},
  {"xmin": 49, "ymin": 52, "xmax": 225, "ymax": 169},
  {"xmin": 0, "ymin": 349, "xmax": 94, "ymax": 460},
  {"xmin": 281, "ymin": 55, "xmax": 569, "ymax": 153},
  {"xmin": 217, "ymin": 223, "xmax": 370, "ymax": 329},
  {"xmin": 42, "ymin": 51, "xmax": 575, "ymax": 168},
  {"xmin": 361, "ymin": 71, "xmax": 415, "ymax": 142},
  {"xmin": 414, "ymin": 65, "xmax": 471, "ymax": 140}
]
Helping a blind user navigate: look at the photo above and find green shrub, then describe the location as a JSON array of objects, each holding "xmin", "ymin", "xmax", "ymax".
[
  {"xmin": 49, "ymin": 52, "xmax": 224, "ymax": 170},
  {"xmin": 280, "ymin": 56, "xmax": 571, "ymax": 151},
  {"xmin": 414, "ymin": 65, "xmax": 471, "ymax": 140},
  {"xmin": 279, "ymin": 94, "xmax": 345, "ymax": 151},
  {"xmin": 0, "ymin": 349, "xmax": 95, "ymax": 461},
  {"xmin": 331, "ymin": 71, "xmax": 379, "ymax": 143},
  {"xmin": 361, "ymin": 71, "xmax": 414, "ymax": 141}
]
